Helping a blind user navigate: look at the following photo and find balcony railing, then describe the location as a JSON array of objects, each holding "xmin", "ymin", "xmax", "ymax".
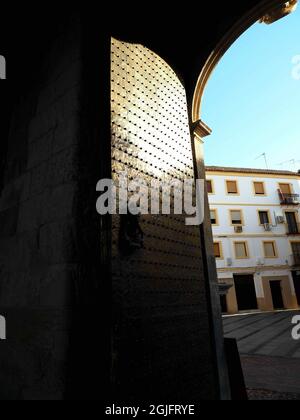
[
  {"xmin": 278, "ymin": 190, "xmax": 300, "ymax": 205},
  {"xmin": 285, "ymin": 223, "xmax": 300, "ymax": 235},
  {"xmin": 292, "ymin": 252, "xmax": 300, "ymax": 267}
]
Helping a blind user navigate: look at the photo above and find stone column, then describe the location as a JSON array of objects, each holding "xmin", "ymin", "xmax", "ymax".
[{"xmin": 190, "ymin": 119, "xmax": 231, "ymax": 400}]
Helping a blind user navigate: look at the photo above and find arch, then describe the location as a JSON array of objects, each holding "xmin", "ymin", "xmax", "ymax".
[{"xmin": 192, "ymin": 0, "xmax": 297, "ymax": 123}]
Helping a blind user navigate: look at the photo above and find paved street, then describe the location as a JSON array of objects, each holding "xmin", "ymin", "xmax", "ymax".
[{"xmin": 223, "ymin": 311, "xmax": 300, "ymax": 396}]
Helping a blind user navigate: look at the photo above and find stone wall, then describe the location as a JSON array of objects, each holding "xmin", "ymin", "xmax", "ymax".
[{"xmin": 0, "ymin": 15, "xmax": 82, "ymax": 400}]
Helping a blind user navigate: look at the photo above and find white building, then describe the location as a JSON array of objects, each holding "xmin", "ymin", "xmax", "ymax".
[{"xmin": 206, "ymin": 166, "xmax": 300, "ymax": 314}]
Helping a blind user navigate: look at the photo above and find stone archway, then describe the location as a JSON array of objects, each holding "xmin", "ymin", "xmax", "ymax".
[
  {"xmin": 192, "ymin": 0, "xmax": 297, "ymax": 124},
  {"xmin": 189, "ymin": 0, "xmax": 298, "ymax": 399}
]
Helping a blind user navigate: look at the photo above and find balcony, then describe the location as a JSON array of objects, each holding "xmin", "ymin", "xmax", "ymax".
[
  {"xmin": 292, "ymin": 252, "xmax": 300, "ymax": 267},
  {"xmin": 278, "ymin": 190, "xmax": 300, "ymax": 206},
  {"xmin": 286, "ymin": 223, "xmax": 300, "ymax": 235}
]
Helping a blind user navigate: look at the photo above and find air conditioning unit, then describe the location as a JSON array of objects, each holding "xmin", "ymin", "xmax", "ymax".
[
  {"xmin": 264, "ymin": 223, "xmax": 272, "ymax": 232},
  {"xmin": 226, "ymin": 258, "xmax": 233, "ymax": 267},
  {"xmin": 234, "ymin": 225, "xmax": 243, "ymax": 233},
  {"xmin": 276, "ymin": 216, "xmax": 285, "ymax": 224}
]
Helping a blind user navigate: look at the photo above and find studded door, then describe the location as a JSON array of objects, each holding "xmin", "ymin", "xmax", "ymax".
[{"xmin": 111, "ymin": 38, "xmax": 215, "ymax": 401}]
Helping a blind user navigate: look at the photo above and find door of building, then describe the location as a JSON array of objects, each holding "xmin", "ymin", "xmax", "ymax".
[
  {"xmin": 270, "ymin": 281, "xmax": 284, "ymax": 310},
  {"xmin": 234, "ymin": 275, "xmax": 258, "ymax": 311},
  {"xmin": 292, "ymin": 271, "xmax": 300, "ymax": 306}
]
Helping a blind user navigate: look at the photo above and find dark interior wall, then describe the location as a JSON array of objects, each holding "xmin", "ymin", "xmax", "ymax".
[
  {"xmin": 0, "ymin": 10, "xmax": 112, "ymax": 400},
  {"xmin": 0, "ymin": 13, "xmax": 83, "ymax": 400}
]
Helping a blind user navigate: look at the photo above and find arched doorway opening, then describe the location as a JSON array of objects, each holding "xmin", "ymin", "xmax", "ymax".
[
  {"xmin": 192, "ymin": 0, "xmax": 300, "ymax": 399},
  {"xmin": 193, "ymin": 0, "xmax": 297, "ymax": 123}
]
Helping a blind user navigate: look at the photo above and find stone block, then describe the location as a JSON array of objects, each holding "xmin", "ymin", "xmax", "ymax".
[
  {"xmin": 17, "ymin": 195, "xmax": 44, "ymax": 233},
  {"xmin": 48, "ymin": 147, "xmax": 77, "ymax": 187},
  {"xmin": 18, "ymin": 183, "xmax": 76, "ymax": 235},
  {"xmin": 5, "ymin": 128, "xmax": 29, "ymax": 183},
  {"xmin": 27, "ymin": 132, "xmax": 53, "ymax": 170},
  {"xmin": 53, "ymin": 117, "xmax": 79, "ymax": 154},
  {"xmin": 30, "ymin": 161, "xmax": 50, "ymax": 196},
  {"xmin": 55, "ymin": 88, "xmax": 80, "ymax": 125},
  {"xmin": 0, "ymin": 307, "xmax": 72, "ymax": 400},
  {"xmin": 0, "ymin": 272, "xmax": 30, "ymax": 307},
  {"xmin": 46, "ymin": 183, "xmax": 77, "ymax": 222},
  {"xmin": 28, "ymin": 108, "xmax": 57, "ymax": 142},
  {"xmin": 36, "ymin": 82, "xmax": 57, "ymax": 115},
  {"xmin": 0, "ymin": 206, "xmax": 19, "ymax": 237},
  {"xmin": 39, "ymin": 265, "xmax": 78, "ymax": 307},
  {"xmin": 54, "ymin": 61, "xmax": 81, "ymax": 99},
  {"xmin": 43, "ymin": 29, "xmax": 81, "ymax": 84},
  {"xmin": 0, "ymin": 231, "xmax": 39, "ymax": 274},
  {"xmin": 0, "ymin": 173, "xmax": 31, "ymax": 212},
  {"xmin": 36, "ymin": 62, "xmax": 81, "ymax": 115},
  {"xmin": 39, "ymin": 220, "xmax": 78, "ymax": 265}
]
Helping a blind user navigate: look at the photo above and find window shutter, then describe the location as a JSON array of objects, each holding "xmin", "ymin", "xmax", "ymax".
[
  {"xmin": 227, "ymin": 181, "xmax": 238, "ymax": 194},
  {"xmin": 254, "ymin": 182, "xmax": 265, "ymax": 195},
  {"xmin": 264, "ymin": 242, "xmax": 276, "ymax": 258},
  {"xmin": 214, "ymin": 243, "xmax": 221, "ymax": 258},
  {"xmin": 235, "ymin": 243, "xmax": 247, "ymax": 258}
]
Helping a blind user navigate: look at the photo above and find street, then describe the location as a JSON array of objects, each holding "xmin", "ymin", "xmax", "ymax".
[{"xmin": 223, "ymin": 311, "xmax": 300, "ymax": 396}]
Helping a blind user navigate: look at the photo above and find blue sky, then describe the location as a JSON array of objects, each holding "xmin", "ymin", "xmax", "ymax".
[{"xmin": 201, "ymin": 6, "xmax": 300, "ymax": 172}]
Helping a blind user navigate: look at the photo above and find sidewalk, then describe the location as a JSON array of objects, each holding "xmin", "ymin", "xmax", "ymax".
[
  {"xmin": 241, "ymin": 354, "xmax": 300, "ymax": 396},
  {"xmin": 223, "ymin": 311, "xmax": 300, "ymax": 398}
]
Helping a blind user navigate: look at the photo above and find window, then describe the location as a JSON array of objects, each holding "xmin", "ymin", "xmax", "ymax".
[
  {"xmin": 285, "ymin": 211, "xmax": 299, "ymax": 234},
  {"xmin": 226, "ymin": 180, "xmax": 238, "ymax": 195},
  {"xmin": 291, "ymin": 242, "xmax": 300, "ymax": 256},
  {"xmin": 210, "ymin": 209, "xmax": 218, "ymax": 225},
  {"xmin": 254, "ymin": 182, "xmax": 265, "ymax": 195},
  {"xmin": 213, "ymin": 242, "xmax": 223, "ymax": 259},
  {"xmin": 226, "ymin": 181, "xmax": 239, "ymax": 194},
  {"xmin": 230, "ymin": 210, "xmax": 243, "ymax": 225},
  {"xmin": 263, "ymin": 241, "xmax": 277, "ymax": 258},
  {"xmin": 279, "ymin": 183, "xmax": 292, "ymax": 194},
  {"xmin": 258, "ymin": 211, "xmax": 270, "ymax": 225},
  {"xmin": 207, "ymin": 180, "xmax": 214, "ymax": 194},
  {"xmin": 234, "ymin": 242, "xmax": 249, "ymax": 259}
]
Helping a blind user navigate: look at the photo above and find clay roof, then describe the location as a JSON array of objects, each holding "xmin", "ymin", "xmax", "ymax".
[{"xmin": 205, "ymin": 166, "xmax": 300, "ymax": 178}]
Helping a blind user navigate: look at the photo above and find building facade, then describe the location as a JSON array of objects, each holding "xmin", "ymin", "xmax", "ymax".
[{"xmin": 207, "ymin": 166, "xmax": 300, "ymax": 314}]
